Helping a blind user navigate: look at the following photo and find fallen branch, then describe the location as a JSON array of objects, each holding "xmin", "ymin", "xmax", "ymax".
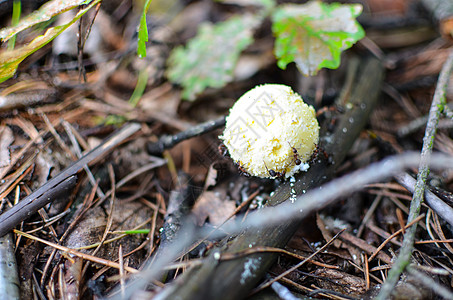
[
  {"xmin": 396, "ymin": 173, "xmax": 453, "ymax": 227},
  {"xmin": 0, "ymin": 123, "xmax": 141, "ymax": 237}
]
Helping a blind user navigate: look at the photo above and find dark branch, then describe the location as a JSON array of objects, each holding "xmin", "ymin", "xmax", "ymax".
[
  {"xmin": 147, "ymin": 116, "xmax": 226, "ymax": 155},
  {"xmin": 0, "ymin": 123, "xmax": 141, "ymax": 237}
]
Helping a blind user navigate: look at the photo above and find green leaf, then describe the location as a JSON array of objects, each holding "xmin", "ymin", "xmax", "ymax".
[
  {"xmin": 129, "ymin": 68, "xmax": 149, "ymax": 106},
  {"xmin": 137, "ymin": 0, "xmax": 153, "ymax": 58},
  {"xmin": 166, "ymin": 14, "xmax": 260, "ymax": 101},
  {"xmin": 0, "ymin": 0, "xmax": 94, "ymax": 41},
  {"xmin": 272, "ymin": 1, "xmax": 365, "ymax": 76},
  {"xmin": 114, "ymin": 229, "xmax": 150, "ymax": 235},
  {"xmin": 0, "ymin": 0, "xmax": 100, "ymax": 83}
]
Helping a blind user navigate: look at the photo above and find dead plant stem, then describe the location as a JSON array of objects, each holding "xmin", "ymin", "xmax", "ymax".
[{"xmin": 377, "ymin": 49, "xmax": 453, "ymax": 300}]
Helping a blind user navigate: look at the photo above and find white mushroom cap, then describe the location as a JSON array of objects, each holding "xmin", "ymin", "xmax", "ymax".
[{"xmin": 220, "ymin": 84, "xmax": 319, "ymax": 178}]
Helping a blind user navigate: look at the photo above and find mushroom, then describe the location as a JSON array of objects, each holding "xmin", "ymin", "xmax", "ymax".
[{"xmin": 220, "ymin": 84, "xmax": 319, "ymax": 179}]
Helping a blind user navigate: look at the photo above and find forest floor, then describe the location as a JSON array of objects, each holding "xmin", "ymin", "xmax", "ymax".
[{"xmin": 1, "ymin": 0, "xmax": 453, "ymax": 299}]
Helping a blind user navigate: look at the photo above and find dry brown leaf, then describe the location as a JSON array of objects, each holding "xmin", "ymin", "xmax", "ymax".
[
  {"xmin": 191, "ymin": 191, "xmax": 236, "ymax": 226},
  {"xmin": 203, "ymin": 164, "xmax": 218, "ymax": 190},
  {"xmin": 64, "ymin": 202, "xmax": 151, "ymax": 264},
  {"xmin": 314, "ymin": 268, "xmax": 371, "ymax": 296}
]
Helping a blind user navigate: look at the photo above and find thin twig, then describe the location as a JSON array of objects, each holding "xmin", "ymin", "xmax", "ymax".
[
  {"xmin": 253, "ymin": 229, "xmax": 345, "ymax": 293},
  {"xmin": 146, "ymin": 116, "xmax": 225, "ymax": 155},
  {"xmin": 377, "ymin": 49, "xmax": 453, "ymax": 299},
  {"xmin": 220, "ymin": 246, "xmax": 339, "ymax": 269},
  {"xmin": 368, "ymin": 214, "xmax": 425, "ymax": 262},
  {"xmin": 14, "ymin": 230, "xmax": 139, "ymax": 273},
  {"xmin": 356, "ymin": 195, "xmax": 382, "ymax": 238},
  {"xmin": 396, "ymin": 173, "xmax": 453, "ymax": 227},
  {"xmin": 215, "ymin": 153, "xmax": 453, "ymax": 237},
  {"xmin": 62, "ymin": 120, "xmax": 105, "ymax": 198},
  {"xmin": 119, "ymin": 245, "xmax": 125, "ymax": 298}
]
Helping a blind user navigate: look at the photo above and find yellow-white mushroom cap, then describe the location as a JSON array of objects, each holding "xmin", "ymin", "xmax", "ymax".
[{"xmin": 220, "ymin": 84, "xmax": 319, "ymax": 178}]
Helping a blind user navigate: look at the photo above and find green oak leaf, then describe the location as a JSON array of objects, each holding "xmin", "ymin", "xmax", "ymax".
[
  {"xmin": 272, "ymin": 1, "xmax": 365, "ymax": 76},
  {"xmin": 166, "ymin": 14, "xmax": 260, "ymax": 101}
]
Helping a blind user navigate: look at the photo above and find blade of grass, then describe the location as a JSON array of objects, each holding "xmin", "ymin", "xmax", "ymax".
[
  {"xmin": 7, "ymin": 0, "xmax": 21, "ymax": 50},
  {"xmin": 129, "ymin": 68, "xmax": 149, "ymax": 106},
  {"xmin": 137, "ymin": 0, "xmax": 153, "ymax": 58}
]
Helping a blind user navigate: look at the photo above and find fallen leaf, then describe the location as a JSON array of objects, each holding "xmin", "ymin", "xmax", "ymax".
[{"xmin": 192, "ymin": 191, "xmax": 236, "ymax": 226}]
